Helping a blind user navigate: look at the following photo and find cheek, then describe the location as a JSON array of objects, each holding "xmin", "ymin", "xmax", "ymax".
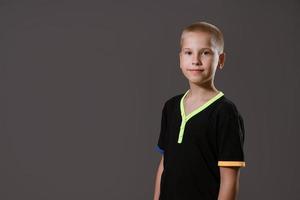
[
  {"xmin": 204, "ymin": 57, "xmax": 217, "ymax": 66},
  {"xmin": 179, "ymin": 59, "xmax": 188, "ymax": 68},
  {"xmin": 203, "ymin": 56, "xmax": 213, "ymax": 62},
  {"xmin": 181, "ymin": 57, "xmax": 191, "ymax": 64}
]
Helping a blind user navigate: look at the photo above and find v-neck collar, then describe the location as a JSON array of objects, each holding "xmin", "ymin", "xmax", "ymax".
[
  {"xmin": 180, "ymin": 89, "xmax": 224, "ymax": 121},
  {"xmin": 177, "ymin": 89, "xmax": 224, "ymax": 143}
]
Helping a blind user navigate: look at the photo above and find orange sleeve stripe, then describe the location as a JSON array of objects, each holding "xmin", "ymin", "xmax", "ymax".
[{"xmin": 218, "ymin": 161, "xmax": 246, "ymax": 167}]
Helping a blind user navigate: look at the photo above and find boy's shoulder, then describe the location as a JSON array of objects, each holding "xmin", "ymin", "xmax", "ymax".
[
  {"xmin": 163, "ymin": 93, "xmax": 185, "ymax": 108},
  {"xmin": 215, "ymin": 95, "xmax": 243, "ymax": 117}
]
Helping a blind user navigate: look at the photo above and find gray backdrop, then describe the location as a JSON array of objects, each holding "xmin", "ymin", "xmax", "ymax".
[{"xmin": 1, "ymin": 0, "xmax": 299, "ymax": 199}]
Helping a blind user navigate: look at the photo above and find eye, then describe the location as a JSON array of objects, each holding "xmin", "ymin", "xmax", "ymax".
[
  {"xmin": 203, "ymin": 51, "xmax": 211, "ymax": 55},
  {"xmin": 184, "ymin": 51, "xmax": 192, "ymax": 55}
]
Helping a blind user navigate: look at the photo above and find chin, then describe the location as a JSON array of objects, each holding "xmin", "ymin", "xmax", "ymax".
[{"xmin": 188, "ymin": 77, "xmax": 203, "ymax": 84}]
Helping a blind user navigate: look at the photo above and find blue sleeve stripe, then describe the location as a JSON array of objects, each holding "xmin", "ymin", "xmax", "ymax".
[{"xmin": 155, "ymin": 145, "xmax": 164, "ymax": 154}]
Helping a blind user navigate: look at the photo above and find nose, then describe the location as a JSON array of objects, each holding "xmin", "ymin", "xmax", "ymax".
[{"xmin": 192, "ymin": 54, "xmax": 201, "ymax": 66}]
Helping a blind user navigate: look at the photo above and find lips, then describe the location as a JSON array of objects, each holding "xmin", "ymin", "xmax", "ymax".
[
  {"xmin": 188, "ymin": 69, "xmax": 204, "ymax": 71},
  {"xmin": 188, "ymin": 69, "xmax": 204, "ymax": 75}
]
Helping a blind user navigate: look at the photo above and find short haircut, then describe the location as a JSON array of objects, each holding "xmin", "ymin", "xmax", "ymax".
[{"xmin": 180, "ymin": 21, "xmax": 224, "ymax": 54}]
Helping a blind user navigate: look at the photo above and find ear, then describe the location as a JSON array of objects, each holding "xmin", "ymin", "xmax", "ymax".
[{"xmin": 218, "ymin": 52, "xmax": 226, "ymax": 69}]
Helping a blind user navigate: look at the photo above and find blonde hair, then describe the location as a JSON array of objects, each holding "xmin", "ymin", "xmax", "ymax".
[{"xmin": 180, "ymin": 21, "xmax": 224, "ymax": 54}]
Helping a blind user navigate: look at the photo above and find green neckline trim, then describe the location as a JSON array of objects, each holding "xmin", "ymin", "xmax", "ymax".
[
  {"xmin": 177, "ymin": 90, "xmax": 224, "ymax": 143},
  {"xmin": 180, "ymin": 90, "xmax": 224, "ymax": 121}
]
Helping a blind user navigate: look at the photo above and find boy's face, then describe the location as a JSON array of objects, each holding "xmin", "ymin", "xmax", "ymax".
[{"xmin": 179, "ymin": 31, "xmax": 225, "ymax": 86}]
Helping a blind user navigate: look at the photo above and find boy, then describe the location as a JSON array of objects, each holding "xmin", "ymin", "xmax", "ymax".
[{"xmin": 153, "ymin": 21, "xmax": 246, "ymax": 200}]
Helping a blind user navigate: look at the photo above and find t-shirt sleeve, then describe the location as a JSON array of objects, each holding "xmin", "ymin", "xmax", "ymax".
[
  {"xmin": 216, "ymin": 103, "xmax": 246, "ymax": 167},
  {"xmin": 155, "ymin": 101, "xmax": 168, "ymax": 155}
]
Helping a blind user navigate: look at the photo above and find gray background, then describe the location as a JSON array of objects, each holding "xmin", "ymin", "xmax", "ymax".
[{"xmin": 1, "ymin": 0, "xmax": 299, "ymax": 199}]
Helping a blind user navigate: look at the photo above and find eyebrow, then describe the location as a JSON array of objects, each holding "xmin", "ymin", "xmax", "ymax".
[{"xmin": 182, "ymin": 47, "xmax": 212, "ymax": 51}]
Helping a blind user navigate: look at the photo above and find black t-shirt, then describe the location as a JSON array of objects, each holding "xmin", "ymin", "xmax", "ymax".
[{"xmin": 155, "ymin": 90, "xmax": 246, "ymax": 200}]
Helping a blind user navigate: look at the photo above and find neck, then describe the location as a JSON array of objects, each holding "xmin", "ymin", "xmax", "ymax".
[{"xmin": 187, "ymin": 81, "xmax": 219, "ymax": 100}]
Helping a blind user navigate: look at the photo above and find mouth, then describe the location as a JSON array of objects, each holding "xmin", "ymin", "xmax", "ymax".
[{"xmin": 188, "ymin": 69, "xmax": 204, "ymax": 72}]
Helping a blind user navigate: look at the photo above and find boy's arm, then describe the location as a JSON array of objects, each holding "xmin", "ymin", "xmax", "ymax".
[
  {"xmin": 153, "ymin": 155, "xmax": 164, "ymax": 200},
  {"xmin": 217, "ymin": 166, "xmax": 240, "ymax": 200}
]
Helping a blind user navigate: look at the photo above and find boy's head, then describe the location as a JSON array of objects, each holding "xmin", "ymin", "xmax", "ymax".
[
  {"xmin": 179, "ymin": 21, "xmax": 226, "ymax": 85},
  {"xmin": 179, "ymin": 21, "xmax": 224, "ymax": 55}
]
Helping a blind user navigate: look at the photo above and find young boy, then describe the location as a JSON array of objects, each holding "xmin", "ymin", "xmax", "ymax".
[{"xmin": 153, "ymin": 21, "xmax": 246, "ymax": 200}]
